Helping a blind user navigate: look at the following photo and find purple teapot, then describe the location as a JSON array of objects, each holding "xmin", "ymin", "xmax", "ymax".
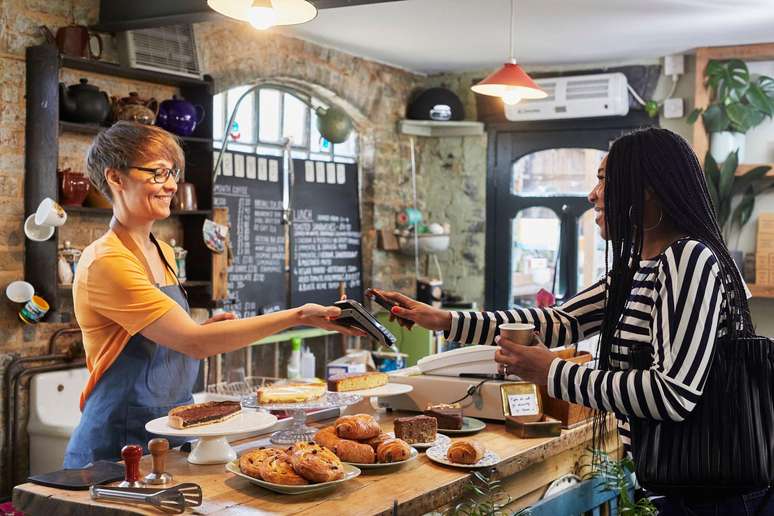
[{"xmin": 155, "ymin": 95, "xmax": 205, "ymax": 137}]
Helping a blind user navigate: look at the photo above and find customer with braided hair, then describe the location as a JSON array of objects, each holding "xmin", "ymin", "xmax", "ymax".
[{"xmin": 372, "ymin": 127, "xmax": 772, "ymax": 515}]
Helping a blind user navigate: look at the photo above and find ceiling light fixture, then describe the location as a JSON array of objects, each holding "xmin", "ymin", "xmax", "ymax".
[
  {"xmin": 471, "ymin": 0, "xmax": 546, "ymax": 106},
  {"xmin": 208, "ymin": 0, "xmax": 318, "ymax": 31}
]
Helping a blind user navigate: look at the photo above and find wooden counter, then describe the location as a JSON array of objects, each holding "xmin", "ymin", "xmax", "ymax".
[{"xmin": 13, "ymin": 413, "xmax": 609, "ymax": 516}]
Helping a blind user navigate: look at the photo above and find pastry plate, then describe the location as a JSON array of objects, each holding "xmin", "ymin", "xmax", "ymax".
[
  {"xmin": 425, "ymin": 443, "xmax": 500, "ymax": 469},
  {"xmin": 340, "ymin": 382, "xmax": 413, "ymax": 398},
  {"xmin": 226, "ymin": 460, "xmax": 361, "ymax": 495},
  {"xmin": 345, "ymin": 446, "xmax": 419, "ymax": 469},
  {"xmin": 386, "ymin": 431, "xmax": 450, "ymax": 450},
  {"xmin": 437, "ymin": 417, "xmax": 486, "ymax": 435},
  {"xmin": 146, "ymin": 410, "xmax": 277, "ymax": 437}
]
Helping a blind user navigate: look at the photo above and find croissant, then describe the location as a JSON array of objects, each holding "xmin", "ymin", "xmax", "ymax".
[
  {"xmin": 335, "ymin": 413, "xmax": 381, "ymax": 440},
  {"xmin": 376, "ymin": 438, "xmax": 412, "ymax": 463},
  {"xmin": 365, "ymin": 432, "xmax": 392, "ymax": 452},
  {"xmin": 314, "ymin": 426, "xmax": 376, "ymax": 464},
  {"xmin": 447, "ymin": 440, "xmax": 485, "ymax": 465},
  {"xmin": 288, "ymin": 442, "xmax": 346, "ymax": 483},
  {"xmin": 258, "ymin": 454, "xmax": 309, "ymax": 485}
]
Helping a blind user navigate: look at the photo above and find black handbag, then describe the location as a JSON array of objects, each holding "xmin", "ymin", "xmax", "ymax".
[{"xmin": 629, "ymin": 335, "xmax": 774, "ymax": 497}]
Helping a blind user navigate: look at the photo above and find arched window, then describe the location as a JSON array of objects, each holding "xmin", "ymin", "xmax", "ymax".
[{"xmin": 213, "ymin": 86, "xmax": 357, "ymax": 163}]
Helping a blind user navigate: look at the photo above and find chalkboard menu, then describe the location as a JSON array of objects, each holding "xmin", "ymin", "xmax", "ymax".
[
  {"xmin": 213, "ymin": 151, "xmax": 286, "ymax": 317},
  {"xmin": 290, "ymin": 159, "xmax": 363, "ymax": 306}
]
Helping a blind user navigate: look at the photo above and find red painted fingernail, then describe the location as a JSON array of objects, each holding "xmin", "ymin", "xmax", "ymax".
[{"xmin": 391, "ymin": 306, "xmax": 400, "ymax": 314}]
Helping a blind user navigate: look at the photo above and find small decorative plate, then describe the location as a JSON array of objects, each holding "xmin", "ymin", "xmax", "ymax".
[
  {"xmin": 437, "ymin": 417, "xmax": 486, "ymax": 436},
  {"xmin": 425, "ymin": 443, "xmax": 500, "ymax": 469},
  {"xmin": 225, "ymin": 460, "xmax": 361, "ymax": 495},
  {"xmin": 345, "ymin": 446, "xmax": 419, "ymax": 469},
  {"xmin": 386, "ymin": 431, "xmax": 450, "ymax": 450}
]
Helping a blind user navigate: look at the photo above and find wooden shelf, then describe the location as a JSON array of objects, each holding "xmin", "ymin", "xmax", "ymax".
[
  {"xmin": 59, "ymin": 121, "xmax": 214, "ymax": 144},
  {"xmin": 67, "ymin": 206, "xmax": 213, "ymax": 216},
  {"xmin": 749, "ymin": 284, "xmax": 774, "ymax": 299},
  {"xmin": 736, "ymin": 163, "xmax": 774, "ymax": 176},
  {"xmin": 398, "ymin": 120, "xmax": 485, "ymax": 137},
  {"xmin": 61, "ymin": 55, "xmax": 209, "ymax": 88}
]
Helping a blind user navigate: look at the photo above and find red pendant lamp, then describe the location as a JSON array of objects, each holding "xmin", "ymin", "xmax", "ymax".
[{"xmin": 471, "ymin": 0, "xmax": 546, "ymax": 105}]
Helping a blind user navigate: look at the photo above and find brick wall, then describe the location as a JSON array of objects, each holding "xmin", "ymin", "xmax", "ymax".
[{"xmin": 0, "ymin": 2, "xmax": 491, "ymax": 356}]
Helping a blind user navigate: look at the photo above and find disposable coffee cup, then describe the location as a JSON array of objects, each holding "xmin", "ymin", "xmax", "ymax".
[
  {"xmin": 24, "ymin": 214, "xmax": 55, "ymax": 242},
  {"xmin": 35, "ymin": 197, "xmax": 67, "ymax": 227},
  {"xmin": 499, "ymin": 323, "xmax": 535, "ymax": 346},
  {"xmin": 6, "ymin": 280, "xmax": 34, "ymax": 303}
]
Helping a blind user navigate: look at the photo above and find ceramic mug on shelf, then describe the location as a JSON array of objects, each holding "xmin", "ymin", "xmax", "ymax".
[
  {"xmin": 499, "ymin": 323, "xmax": 536, "ymax": 346},
  {"xmin": 24, "ymin": 214, "xmax": 55, "ymax": 242},
  {"xmin": 19, "ymin": 295, "xmax": 49, "ymax": 324},
  {"xmin": 172, "ymin": 182, "xmax": 197, "ymax": 211},
  {"xmin": 35, "ymin": 197, "xmax": 67, "ymax": 227}
]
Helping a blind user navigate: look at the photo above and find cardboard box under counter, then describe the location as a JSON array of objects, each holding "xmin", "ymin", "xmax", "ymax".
[{"xmin": 505, "ymin": 414, "xmax": 562, "ymax": 438}]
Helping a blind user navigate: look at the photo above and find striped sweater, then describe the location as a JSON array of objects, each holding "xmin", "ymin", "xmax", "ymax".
[{"xmin": 447, "ymin": 239, "xmax": 727, "ymax": 453}]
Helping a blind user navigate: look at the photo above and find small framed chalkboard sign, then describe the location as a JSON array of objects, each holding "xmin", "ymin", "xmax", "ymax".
[{"xmin": 290, "ymin": 159, "xmax": 363, "ymax": 306}]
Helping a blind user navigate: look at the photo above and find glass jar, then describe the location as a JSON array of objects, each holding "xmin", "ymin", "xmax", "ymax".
[{"xmin": 170, "ymin": 238, "xmax": 187, "ymax": 282}]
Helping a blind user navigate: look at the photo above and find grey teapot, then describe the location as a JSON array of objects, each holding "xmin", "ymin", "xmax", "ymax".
[{"xmin": 59, "ymin": 78, "xmax": 111, "ymax": 125}]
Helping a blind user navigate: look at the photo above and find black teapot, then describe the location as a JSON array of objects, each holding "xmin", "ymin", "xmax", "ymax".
[{"xmin": 59, "ymin": 78, "xmax": 110, "ymax": 124}]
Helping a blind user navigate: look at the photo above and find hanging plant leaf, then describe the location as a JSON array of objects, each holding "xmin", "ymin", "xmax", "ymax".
[
  {"xmin": 731, "ymin": 186, "xmax": 756, "ymax": 229},
  {"xmin": 718, "ymin": 150, "xmax": 738, "ymax": 200},
  {"xmin": 733, "ymin": 165, "xmax": 772, "ymax": 194},
  {"xmin": 686, "ymin": 107, "xmax": 703, "ymax": 124},
  {"xmin": 717, "ymin": 59, "xmax": 750, "ymax": 100},
  {"xmin": 747, "ymin": 82, "xmax": 774, "ymax": 116},
  {"xmin": 726, "ymin": 103, "xmax": 764, "ymax": 133},
  {"xmin": 701, "ymin": 104, "xmax": 730, "ymax": 132}
]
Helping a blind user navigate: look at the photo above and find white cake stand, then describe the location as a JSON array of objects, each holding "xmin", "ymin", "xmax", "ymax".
[
  {"xmin": 145, "ymin": 410, "xmax": 277, "ymax": 465},
  {"xmin": 241, "ymin": 392, "xmax": 362, "ymax": 445},
  {"xmin": 340, "ymin": 383, "xmax": 414, "ymax": 416}
]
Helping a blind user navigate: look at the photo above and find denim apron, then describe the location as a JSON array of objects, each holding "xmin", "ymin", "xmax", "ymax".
[{"xmin": 64, "ymin": 221, "xmax": 199, "ymax": 468}]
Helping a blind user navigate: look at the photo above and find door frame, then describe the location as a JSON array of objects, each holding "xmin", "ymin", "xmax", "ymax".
[{"xmin": 484, "ymin": 113, "xmax": 656, "ymax": 309}]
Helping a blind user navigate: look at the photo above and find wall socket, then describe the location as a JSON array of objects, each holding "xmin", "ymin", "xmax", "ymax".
[
  {"xmin": 664, "ymin": 54, "xmax": 685, "ymax": 76},
  {"xmin": 663, "ymin": 97, "xmax": 684, "ymax": 119}
]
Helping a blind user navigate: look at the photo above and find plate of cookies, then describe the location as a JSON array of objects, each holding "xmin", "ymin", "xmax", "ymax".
[
  {"xmin": 314, "ymin": 414, "xmax": 419, "ymax": 469},
  {"xmin": 425, "ymin": 440, "xmax": 500, "ymax": 469},
  {"xmin": 227, "ymin": 442, "xmax": 361, "ymax": 494}
]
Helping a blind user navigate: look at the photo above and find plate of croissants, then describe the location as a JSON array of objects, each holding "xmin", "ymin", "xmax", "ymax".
[
  {"xmin": 313, "ymin": 413, "xmax": 418, "ymax": 469},
  {"xmin": 227, "ymin": 442, "xmax": 361, "ymax": 494},
  {"xmin": 425, "ymin": 440, "xmax": 500, "ymax": 469}
]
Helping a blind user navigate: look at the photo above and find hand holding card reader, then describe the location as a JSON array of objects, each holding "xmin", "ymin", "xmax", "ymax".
[{"xmin": 334, "ymin": 299, "xmax": 397, "ymax": 347}]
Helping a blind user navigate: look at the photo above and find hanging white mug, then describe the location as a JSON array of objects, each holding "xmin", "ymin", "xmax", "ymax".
[
  {"xmin": 24, "ymin": 214, "xmax": 55, "ymax": 242},
  {"xmin": 35, "ymin": 197, "xmax": 67, "ymax": 227},
  {"xmin": 5, "ymin": 280, "xmax": 34, "ymax": 303}
]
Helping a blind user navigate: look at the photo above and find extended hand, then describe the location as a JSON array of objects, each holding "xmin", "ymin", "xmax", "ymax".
[
  {"xmin": 494, "ymin": 333, "xmax": 556, "ymax": 386},
  {"xmin": 297, "ymin": 303, "xmax": 366, "ymax": 337},
  {"xmin": 367, "ymin": 288, "xmax": 451, "ymax": 332}
]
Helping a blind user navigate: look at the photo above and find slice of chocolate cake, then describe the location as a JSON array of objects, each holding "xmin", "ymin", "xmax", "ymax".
[
  {"xmin": 394, "ymin": 415, "xmax": 437, "ymax": 444},
  {"xmin": 425, "ymin": 403, "xmax": 464, "ymax": 430}
]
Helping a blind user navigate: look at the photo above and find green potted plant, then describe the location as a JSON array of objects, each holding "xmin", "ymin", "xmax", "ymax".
[
  {"xmin": 688, "ymin": 59, "xmax": 774, "ymax": 163},
  {"xmin": 703, "ymin": 150, "xmax": 773, "ymax": 267}
]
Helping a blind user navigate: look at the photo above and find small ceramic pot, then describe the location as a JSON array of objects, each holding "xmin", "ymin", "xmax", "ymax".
[{"xmin": 58, "ymin": 168, "xmax": 90, "ymax": 206}]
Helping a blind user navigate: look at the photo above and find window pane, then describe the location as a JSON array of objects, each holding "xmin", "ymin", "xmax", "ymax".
[
  {"xmin": 511, "ymin": 207, "xmax": 561, "ymax": 307},
  {"xmin": 333, "ymin": 131, "xmax": 357, "ymax": 158},
  {"xmin": 282, "ymin": 93, "xmax": 307, "ymax": 147},
  {"xmin": 259, "ymin": 89, "xmax": 281, "ymax": 143},
  {"xmin": 213, "ymin": 93, "xmax": 225, "ymax": 141},
  {"xmin": 226, "ymin": 86, "xmax": 255, "ymax": 143},
  {"xmin": 577, "ymin": 208, "xmax": 609, "ymax": 288},
  {"xmin": 512, "ymin": 148, "xmax": 606, "ymax": 196},
  {"xmin": 255, "ymin": 145, "xmax": 283, "ymax": 157},
  {"xmin": 309, "ymin": 109, "xmax": 330, "ymax": 154}
]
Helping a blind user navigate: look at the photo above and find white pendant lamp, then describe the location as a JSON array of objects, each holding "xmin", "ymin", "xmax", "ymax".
[
  {"xmin": 471, "ymin": 0, "xmax": 546, "ymax": 105},
  {"xmin": 208, "ymin": 0, "xmax": 318, "ymax": 30}
]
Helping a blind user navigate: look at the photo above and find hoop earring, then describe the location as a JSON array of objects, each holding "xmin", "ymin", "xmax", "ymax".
[{"xmin": 628, "ymin": 206, "xmax": 663, "ymax": 231}]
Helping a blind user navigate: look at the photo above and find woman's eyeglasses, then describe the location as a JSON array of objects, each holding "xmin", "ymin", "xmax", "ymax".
[{"xmin": 129, "ymin": 166, "xmax": 182, "ymax": 184}]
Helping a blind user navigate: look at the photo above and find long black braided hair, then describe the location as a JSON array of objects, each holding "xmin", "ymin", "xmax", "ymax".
[{"xmin": 592, "ymin": 127, "xmax": 753, "ymax": 452}]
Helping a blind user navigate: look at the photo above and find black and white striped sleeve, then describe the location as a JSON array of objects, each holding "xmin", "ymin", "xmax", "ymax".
[
  {"xmin": 445, "ymin": 276, "xmax": 608, "ymax": 347},
  {"xmin": 547, "ymin": 241, "xmax": 723, "ymax": 421}
]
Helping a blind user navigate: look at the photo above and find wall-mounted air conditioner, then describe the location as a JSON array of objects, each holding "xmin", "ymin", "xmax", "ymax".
[
  {"xmin": 504, "ymin": 72, "xmax": 629, "ymax": 121},
  {"xmin": 117, "ymin": 24, "xmax": 202, "ymax": 79}
]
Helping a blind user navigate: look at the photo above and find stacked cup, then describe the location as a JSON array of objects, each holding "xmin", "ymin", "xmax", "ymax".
[
  {"xmin": 5, "ymin": 281, "xmax": 49, "ymax": 324},
  {"xmin": 24, "ymin": 197, "xmax": 67, "ymax": 242}
]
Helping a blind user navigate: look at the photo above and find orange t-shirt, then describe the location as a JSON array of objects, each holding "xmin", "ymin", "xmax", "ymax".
[{"xmin": 73, "ymin": 230, "xmax": 179, "ymax": 410}]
